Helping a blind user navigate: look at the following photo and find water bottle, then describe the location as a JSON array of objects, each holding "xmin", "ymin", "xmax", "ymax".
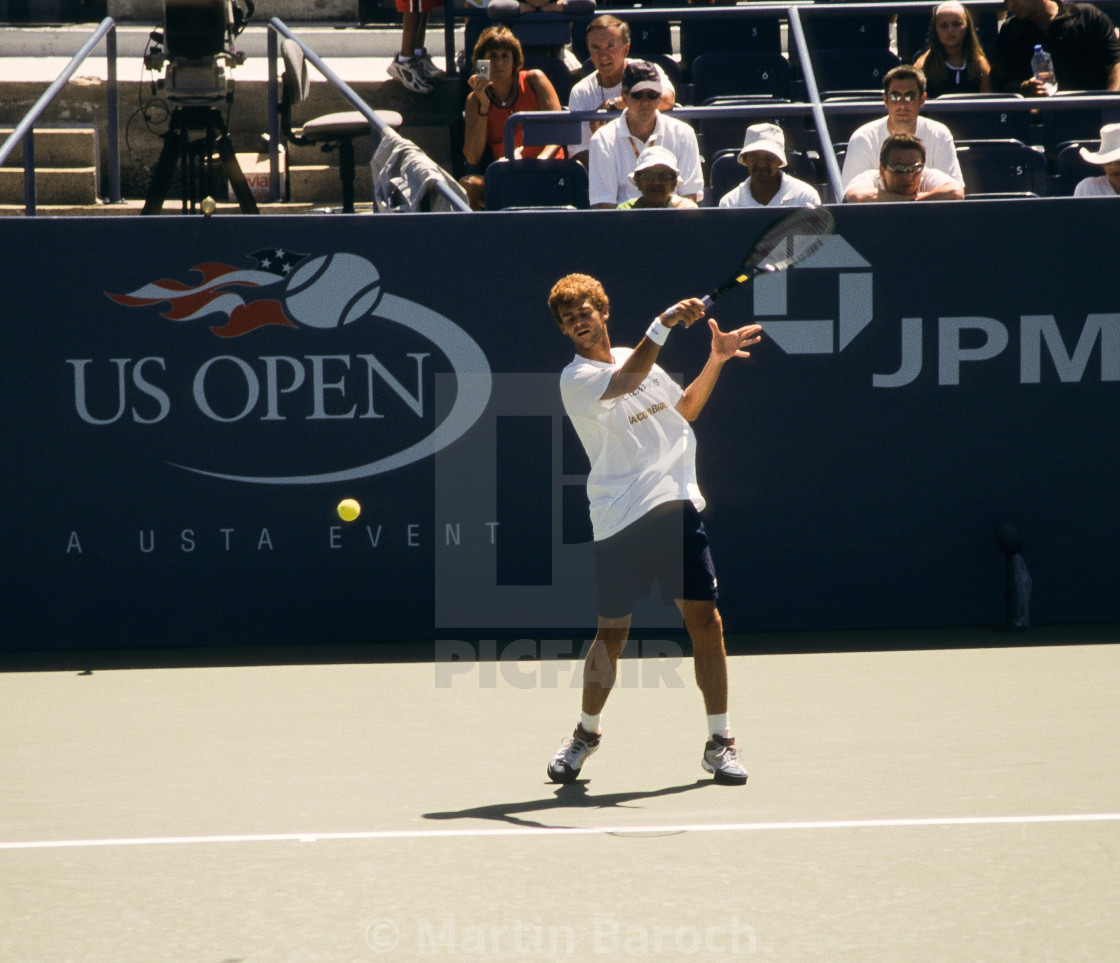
[{"xmin": 1031, "ymin": 44, "xmax": 1058, "ymax": 95}]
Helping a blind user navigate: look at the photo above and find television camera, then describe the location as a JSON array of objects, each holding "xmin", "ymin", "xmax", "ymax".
[{"xmin": 144, "ymin": 0, "xmax": 254, "ymax": 105}]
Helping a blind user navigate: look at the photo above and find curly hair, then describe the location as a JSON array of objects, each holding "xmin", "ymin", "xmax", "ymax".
[{"xmin": 548, "ymin": 274, "xmax": 610, "ymax": 327}]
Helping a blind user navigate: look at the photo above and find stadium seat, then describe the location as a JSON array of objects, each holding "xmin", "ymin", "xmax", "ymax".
[
  {"xmin": 801, "ymin": 11, "xmax": 892, "ymax": 51},
  {"xmin": 817, "ymin": 96, "xmax": 883, "ymax": 147},
  {"xmin": 925, "ymin": 93, "xmax": 1032, "ymax": 144},
  {"xmin": 679, "ymin": 15, "xmax": 783, "ymax": 75},
  {"xmin": 691, "ymin": 96, "xmax": 797, "ymax": 161},
  {"xmin": 1055, "ymin": 141, "xmax": 1101, "ymax": 195},
  {"xmin": 484, "ymin": 157, "xmax": 590, "ymax": 210},
  {"xmin": 809, "ymin": 48, "xmax": 901, "ymax": 97},
  {"xmin": 524, "ymin": 55, "xmax": 573, "ymax": 106},
  {"xmin": 571, "ymin": 16, "xmax": 673, "ymax": 63},
  {"xmin": 690, "ymin": 51, "xmax": 792, "ymax": 103},
  {"xmin": 955, "ymin": 139, "xmax": 1049, "ymax": 196},
  {"xmin": 707, "ymin": 148, "xmax": 820, "ymax": 206},
  {"xmin": 278, "ymin": 38, "xmax": 402, "ymax": 213},
  {"xmin": 1040, "ymin": 101, "xmax": 1108, "ymax": 159}
]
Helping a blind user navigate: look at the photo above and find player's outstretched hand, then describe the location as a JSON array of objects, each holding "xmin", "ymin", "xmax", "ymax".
[
  {"xmin": 659, "ymin": 297, "xmax": 707, "ymax": 329},
  {"xmin": 709, "ymin": 318, "xmax": 763, "ymax": 361}
]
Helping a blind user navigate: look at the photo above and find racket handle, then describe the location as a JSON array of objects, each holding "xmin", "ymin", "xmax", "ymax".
[{"xmin": 700, "ymin": 295, "xmax": 714, "ymax": 310}]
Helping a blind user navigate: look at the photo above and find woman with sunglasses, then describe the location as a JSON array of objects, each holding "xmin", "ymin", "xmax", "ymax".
[{"xmin": 912, "ymin": 1, "xmax": 992, "ymax": 98}]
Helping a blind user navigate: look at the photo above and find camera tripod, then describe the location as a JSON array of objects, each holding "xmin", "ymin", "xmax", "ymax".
[{"xmin": 142, "ymin": 103, "xmax": 259, "ymax": 215}]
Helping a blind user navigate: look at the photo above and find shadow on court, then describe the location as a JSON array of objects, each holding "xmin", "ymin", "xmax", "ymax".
[{"xmin": 424, "ymin": 779, "xmax": 715, "ymax": 829}]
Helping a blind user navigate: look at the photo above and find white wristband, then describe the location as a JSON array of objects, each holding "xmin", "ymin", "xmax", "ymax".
[{"xmin": 645, "ymin": 317, "xmax": 671, "ymax": 346}]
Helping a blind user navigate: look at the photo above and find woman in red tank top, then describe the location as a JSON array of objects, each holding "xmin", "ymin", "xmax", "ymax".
[{"xmin": 461, "ymin": 25, "xmax": 565, "ymax": 209}]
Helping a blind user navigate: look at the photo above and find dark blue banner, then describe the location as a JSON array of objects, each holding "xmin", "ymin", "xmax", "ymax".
[{"xmin": 3, "ymin": 200, "xmax": 1117, "ymax": 649}]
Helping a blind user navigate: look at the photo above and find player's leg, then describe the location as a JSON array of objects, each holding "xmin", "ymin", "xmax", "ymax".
[{"xmin": 679, "ymin": 599, "xmax": 746, "ymax": 785}]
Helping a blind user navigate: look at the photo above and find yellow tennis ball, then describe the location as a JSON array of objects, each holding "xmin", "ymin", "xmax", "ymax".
[{"xmin": 337, "ymin": 498, "xmax": 361, "ymax": 522}]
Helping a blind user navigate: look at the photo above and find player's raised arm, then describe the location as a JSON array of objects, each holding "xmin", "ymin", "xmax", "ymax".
[{"xmin": 675, "ymin": 319, "xmax": 763, "ymax": 422}]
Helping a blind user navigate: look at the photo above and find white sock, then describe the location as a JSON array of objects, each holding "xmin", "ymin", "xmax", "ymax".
[
  {"xmin": 707, "ymin": 713, "xmax": 730, "ymax": 739},
  {"xmin": 580, "ymin": 711, "xmax": 601, "ymax": 735},
  {"xmin": 414, "ymin": 48, "xmax": 426, "ymax": 58}
]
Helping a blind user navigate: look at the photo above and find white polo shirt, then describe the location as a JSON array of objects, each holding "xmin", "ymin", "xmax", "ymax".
[
  {"xmin": 560, "ymin": 347, "xmax": 704, "ymax": 541},
  {"xmin": 567, "ymin": 60, "xmax": 676, "ymax": 156},
  {"xmin": 588, "ymin": 110, "xmax": 704, "ymax": 207},
  {"xmin": 719, "ymin": 172, "xmax": 822, "ymax": 208},
  {"xmin": 840, "ymin": 116, "xmax": 963, "ymax": 188}
]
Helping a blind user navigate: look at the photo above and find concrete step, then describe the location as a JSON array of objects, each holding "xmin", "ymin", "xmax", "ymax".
[
  {"xmin": 0, "ymin": 164, "xmax": 98, "ymax": 203},
  {"xmin": 0, "ymin": 124, "xmax": 98, "ymax": 167}
]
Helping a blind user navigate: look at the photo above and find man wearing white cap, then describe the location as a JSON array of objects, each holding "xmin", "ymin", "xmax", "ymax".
[
  {"xmin": 1074, "ymin": 123, "xmax": 1120, "ymax": 196},
  {"xmin": 588, "ymin": 61, "xmax": 703, "ymax": 208},
  {"xmin": 718, "ymin": 123, "xmax": 822, "ymax": 209},
  {"xmin": 618, "ymin": 145, "xmax": 699, "ymax": 209}
]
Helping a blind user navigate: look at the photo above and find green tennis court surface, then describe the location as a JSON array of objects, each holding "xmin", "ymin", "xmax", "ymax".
[{"xmin": 3, "ymin": 627, "xmax": 1118, "ymax": 961}]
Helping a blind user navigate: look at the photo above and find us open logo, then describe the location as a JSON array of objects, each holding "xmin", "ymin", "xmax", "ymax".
[
  {"xmin": 85, "ymin": 249, "xmax": 492, "ymax": 485},
  {"xmin": 751, "ymin": 233, "xmax": 873, "ymax": 356}
]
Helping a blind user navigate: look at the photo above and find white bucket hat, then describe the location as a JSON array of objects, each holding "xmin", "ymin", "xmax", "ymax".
[
  {"xmin": 628, "ymin": 145, "xmax": 680, "ymax": 186},
  {"xmin": 737, "ymin": 122, "xmax": 787, "ymax": 167},
  {"xmin": 1080, "ymin": 123, "xmax": 1120, "ymax": 165}
]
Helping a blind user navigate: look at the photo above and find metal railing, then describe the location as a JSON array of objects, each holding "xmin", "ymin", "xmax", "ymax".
[
  {"xmin": 266, "ymin": 17, "xmax": 471, "ymax": 212},
  {"xmin": 0, "ymin": 16, "xmax": 120, "ymax": 216}
]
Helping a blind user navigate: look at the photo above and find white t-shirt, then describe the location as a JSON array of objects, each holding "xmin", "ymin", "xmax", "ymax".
[
  {"xmin": 843, "ymin": 165, "xmax": 960, "ymax": 201},
  {"xmin": 719, "ymin": 172, "xmax": 822, "ymax": 208},
  {"xmin": 1074, "ymin": 175, "xmax": 1120, "ymax": 197},
  {"xmin": 560, "ymin": 347, "xmax": 704, "ymax": 541},
  {"xmin": 588, "ymin": 110, "xmax": 704, "ymax": 206},
  {"xmin": 840, "ymin": 116, "xmax": 963, "ymax": 188},
  {"xmin": 567, "ymin": 60, "xmax": 676, "ymax": 156}
]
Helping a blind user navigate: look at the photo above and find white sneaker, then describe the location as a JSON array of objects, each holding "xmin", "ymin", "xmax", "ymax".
[
  {"xmin": 547, "ymin": 725, "xmax": 600, "ymax": 783},
  {"xmin": 387, "ymin": 57, "xmax": 433, "ymax": 94},
  {"xmin": 414, "ymin": 48, "xmax": 446, "ymax": 81},
  {"xmin": 702, "ymin": 734, "xmax": 748, "ymax": 785}
]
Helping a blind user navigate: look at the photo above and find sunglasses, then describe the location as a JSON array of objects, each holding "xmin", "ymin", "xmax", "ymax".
[
  {"xmin": 887, "ymin": 90, "xmax": 920, "ymax": 103},
  {"xmin": 883, "ymin": 161, "xmax": 925, "ymax": 174},
  {"xmin": 639, "ymin": 171, "xmax": 677, "ymax": 183},
  {"xmin": 627, "ymin": 89, "xmax": 660, "ymax": 100}
]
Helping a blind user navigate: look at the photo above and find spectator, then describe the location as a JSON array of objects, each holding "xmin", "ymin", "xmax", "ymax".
[
  {"xmin": 844, "ymin": 132, "xmax": 965, "ymax": 201},
  {"xmin": 991, "ymin": 0, "xmax": 1120, "ymax": 94},
  {"xmin": 718, "ymin": 123, "xmax": 822, "ymax": 208},
  {"xmin": 912, "ymin": 1, "xmax": 992, "ymax": 97},
  {"xmin": 588, "ymin": 61, "xmax": 703, "ymax": 208},
  {"xmin": 459, "ymin": 25, "xmax": 565, "ymax": 210},
  {"xmin": 840, "ymin": 65, "xmax": 964, "ymax": 189},
  {"xmin": 617, "ymin": 145, "xmax": 699, "ymax": 209},
  {"xmin": 568, "ymin": 15, "xmax": 676, "ymax": 167},
  {"xmin": 386, "ymin": 0, "xmax": 445, "ymax": 94},
  {"xmin": 1074, "ymin": 122, "xmax": 1120, "ymax": 195}
]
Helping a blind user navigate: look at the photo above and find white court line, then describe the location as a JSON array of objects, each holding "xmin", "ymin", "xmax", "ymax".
[{"xmin": 2, "ymin": 812, "xmax": 1119, "ymax": 852}]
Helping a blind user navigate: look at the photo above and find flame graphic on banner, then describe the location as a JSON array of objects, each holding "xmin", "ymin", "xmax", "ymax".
[{"xmin": 106, "ymin": 249, "xmax": 309, "ymax": 337}]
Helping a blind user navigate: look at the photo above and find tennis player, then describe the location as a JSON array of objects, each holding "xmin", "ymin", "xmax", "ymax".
[{"xmin": 547, "ymin": 273, "xmax": 761, "ymax": 785}]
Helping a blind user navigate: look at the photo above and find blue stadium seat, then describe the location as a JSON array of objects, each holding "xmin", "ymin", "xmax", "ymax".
[
  {"xmin": 809, "ymin": 48, "xmax": 901, "ymax": 97},
  {"xmin": 1055, "ymin": 141, "xmax": 1101, "ymax": 195},
  {"xmin": 484, "ymin": 157, "xmax": 590, "ymax": 210},
  {"xmin": 524, "ymin": 55, "xmax": 573, "ymax": 106},
  {"xmin": 690, "ymin": 51, "xmax": 792, "ymax": 103},
  {"xmin": 707, "ymin": 148, "xmax": 820, "ymax": 206},
  {"xmin": 571, "ymin": 15, "xmax": 673, "ymax": 63},
  {"xmin": 925, "ymin": 93, "xmax": 1032, "ymax": 145},
  {"xmin": 955, "ymin": 139, "xmax": 1049, "ymax": 196},
  {"xmin": 679, "ymin": 15, "xmax": 783, "ymax": 75}
]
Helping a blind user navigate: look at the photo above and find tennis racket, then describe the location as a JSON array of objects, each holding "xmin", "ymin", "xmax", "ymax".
[{"xmin": 700, "ymin": 207, "xmax": 835, "ymax": 309}]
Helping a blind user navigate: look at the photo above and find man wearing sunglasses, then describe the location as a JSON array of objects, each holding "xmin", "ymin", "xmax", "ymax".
[
  {"xmin": 844, "ymin": 132, "xmax": 965, "ymax": 202},
  {"xmin": 840, "ymin": 65, "xmax": 964, "ymax": 191},
  {"xmin": 588, "ymin": 61, "xmax": 703, "ymax": 208}
]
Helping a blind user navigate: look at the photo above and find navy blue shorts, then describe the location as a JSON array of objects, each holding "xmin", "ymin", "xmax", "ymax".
[{"xmin": 593, "ymin": 500, "xmax": 719, "ymax": 619}]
